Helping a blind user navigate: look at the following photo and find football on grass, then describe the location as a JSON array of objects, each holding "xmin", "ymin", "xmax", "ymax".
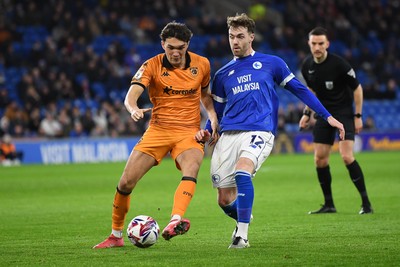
[{"xmin": 127, "ymin": 215, "xmax": 160, "ymax": 248}]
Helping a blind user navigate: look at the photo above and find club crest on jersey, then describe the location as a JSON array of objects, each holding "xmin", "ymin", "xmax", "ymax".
[
  {"xmin": 190, "ymin": 67, "xmax": 198, "ymax": 76},
  {"xmin": 325, "ymin": 81, "xmax": 334, "ymax": 90},
  {"xmin": 212, "ymin": 174, "xmax": 220, "ymax": 183},
  {"xmin": 253, "ymin": 61, "xmax": 262, "ymax": 69}
]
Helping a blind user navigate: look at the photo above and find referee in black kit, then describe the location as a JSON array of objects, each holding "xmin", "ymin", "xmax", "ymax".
[{"xmin": 299, "ymin": 27, "xmax": 373, "ymax": 215}]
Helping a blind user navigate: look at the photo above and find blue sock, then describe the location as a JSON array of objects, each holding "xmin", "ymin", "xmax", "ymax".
[
  {"xmin": 221, "ymin": 199, "xmax": 238, "ymax": 220},
  {"xmin": 234, "ymin": 170, "xmax": 253, "ymax": 223}
]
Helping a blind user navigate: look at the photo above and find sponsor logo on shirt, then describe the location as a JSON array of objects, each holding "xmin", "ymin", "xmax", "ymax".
[
  {"xmin": 163, "ymin": 86, "xmax": 197, "ymax": 96},
  {"xmin": 232, "ymin": 74, "xmax": 260, "ymax": 95}
]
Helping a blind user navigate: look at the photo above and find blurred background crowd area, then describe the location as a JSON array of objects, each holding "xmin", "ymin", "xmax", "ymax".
[{"xmin": 0, "ymin": 0, "xmax": 399, "ymax": 140}]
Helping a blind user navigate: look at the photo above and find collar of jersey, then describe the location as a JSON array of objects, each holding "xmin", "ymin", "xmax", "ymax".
[
  {"xmin": 234, "ymin": 50, "xmax": 255, "ymax": 61},
  {"xmin": 162, "ymin": 52, "xmax": 191, "ymax": 69}
]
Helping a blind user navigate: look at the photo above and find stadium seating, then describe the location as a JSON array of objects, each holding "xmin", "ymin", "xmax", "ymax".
[{"xmin": 0, "ymin": 0, "xmax": 398, "ymax": 137}]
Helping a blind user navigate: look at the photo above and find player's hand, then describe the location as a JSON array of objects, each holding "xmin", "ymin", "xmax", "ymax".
[
  {"xmin": 209, "ymin": 120, "xmax": 220, "ymax": 146},
  {"xmin": 299, "ymin": 115, "xmax": 311, "ymax": 131},
  {"xmin": 130, "ymin": 108, "xmax": 152, "ymax": 122},
  {"xmin": 195, "ymin": 129, "xmax": 212, "ymax": 144},
  {"xmin": 354, "ymin": 117, "xmax": 363, "ymax": 134},
  {"xmin": 327, "ymin": 116, "xmax": 345, "ymax": 140}
]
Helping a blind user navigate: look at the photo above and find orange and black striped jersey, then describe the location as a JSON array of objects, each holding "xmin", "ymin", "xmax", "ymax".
[{"xmin": 131, "ymin": 52, "xmax": 210, "ymax": 129}]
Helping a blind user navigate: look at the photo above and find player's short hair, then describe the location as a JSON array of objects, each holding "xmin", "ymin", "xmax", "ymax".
[
  {"xmin": 227, "ymin": 13, "xmax": 256, "ymax": 33},
  {"xmin": 160, "ymin": 21, "xmax": 193, "ymax": 43},
  {"xmin": 308, "ymin": 27, "xmax": 328, "ymax": 38}
]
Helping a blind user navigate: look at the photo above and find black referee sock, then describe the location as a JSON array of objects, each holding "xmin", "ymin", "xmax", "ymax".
[
  {"xmin": 316, "ymin": 166, "xmax": 334, "ymax": 207},
  {"xmin": 346, "ymin": 160, "xmax": 371, "ymax": 206}
]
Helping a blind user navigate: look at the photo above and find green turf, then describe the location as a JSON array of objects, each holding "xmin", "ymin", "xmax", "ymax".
[{"xmin": 0, "ymin": 151, "xmax": 399, "ymax": 266}]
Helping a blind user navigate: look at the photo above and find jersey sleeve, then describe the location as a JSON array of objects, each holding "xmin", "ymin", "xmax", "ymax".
[
  {"xmin": 271, "ymin": 56, "xmax": 294, "ymax": 86},
  {"xmin": 131, "ymin": 58, "xmax": 156, "ymax": 88},
  {"xmin": 272, "ymin": 56, "xmax": 331, "ymax": 120},
  {"xmin": 285, "ymin": 77, "xmax": 331, "ymax": 120},
  {"xmin": 339, "ymin": 59, "xmax": 360, "ymax": 91}
]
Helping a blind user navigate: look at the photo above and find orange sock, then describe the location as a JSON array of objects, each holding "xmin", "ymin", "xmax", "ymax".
[
  {"xmin": 171, "ymin": 177, "xmax": 197, "ymax": 217},
  {"xmin": 111, "ymin": 188, "xmax": 131, "ymax": 231}
]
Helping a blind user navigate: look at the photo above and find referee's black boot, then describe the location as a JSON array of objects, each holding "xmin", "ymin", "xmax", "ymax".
[
  {"xmin": 359, "ymin": 205, "xmax": 373, "ymax": 215},
  {"xmin": 308, "ymin": 204, "xmax": 337, "ymax": 214}
]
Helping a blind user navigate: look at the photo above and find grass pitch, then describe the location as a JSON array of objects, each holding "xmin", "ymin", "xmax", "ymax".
[{"xmin": 0, "ymin": 151, "xmax": 399, "ymax": 266}]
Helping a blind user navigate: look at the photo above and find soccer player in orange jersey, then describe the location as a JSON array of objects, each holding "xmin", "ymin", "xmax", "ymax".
[{"xmin": 93, "ymin": 21, "xmax": 218, "ymax": 248}]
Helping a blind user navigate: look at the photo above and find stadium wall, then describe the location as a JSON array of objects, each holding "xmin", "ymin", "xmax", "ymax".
[
  {"xmin": 13, "ymin": 131, "xmax": 400, "ymax": 165},
  {"xmin": 14, "ymin": 137, "xmax": 141, "ymax": 165},
  {"xmin": 293, "ymin": 131, "xmax": 400, "ymax": 153}
]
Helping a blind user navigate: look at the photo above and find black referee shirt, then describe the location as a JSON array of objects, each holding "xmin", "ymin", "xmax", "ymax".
[{"xmin": 301, "ymin": 53, "xmax": 359, "ymax": 116}]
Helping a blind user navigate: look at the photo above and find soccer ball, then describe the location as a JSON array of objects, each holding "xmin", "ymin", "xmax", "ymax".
[{"xmin": 127, "ymin": 215, "xmax": 160, "ymax": 248}]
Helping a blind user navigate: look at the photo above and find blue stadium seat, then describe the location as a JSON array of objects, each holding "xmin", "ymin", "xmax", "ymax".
[
  {"xmin": 85, "ymin": 99, "xmax": 99, "ymax": 110},
  {"xmin": 91, "ymin": 82, "xmax": 107, "ymax": 100},
  {"xmin": 356, "ymin": 70, "xmax": 369, "ymax": 85},
  {"xmin": 329, "ymin": 40, "xmax": 348, "ymax": 56},
  {"xmin": 134, "ymin": 43, "xmax": 163, "ymax": 59}
]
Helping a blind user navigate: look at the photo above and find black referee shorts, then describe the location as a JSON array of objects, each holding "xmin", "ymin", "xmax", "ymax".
[{"xmin": 313, "ymin": 114, "xmax": 355, "ymax": 145}]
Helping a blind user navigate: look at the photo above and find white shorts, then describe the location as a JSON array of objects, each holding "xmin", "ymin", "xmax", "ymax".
[{"xmin": 210, "ymin": 131, "xmax": 274, "ymax": 188}]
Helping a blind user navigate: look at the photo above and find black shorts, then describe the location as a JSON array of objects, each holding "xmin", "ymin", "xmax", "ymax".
[{"xmin": 313, "ymin": 114, "xmax": 355, "ymax": 145}]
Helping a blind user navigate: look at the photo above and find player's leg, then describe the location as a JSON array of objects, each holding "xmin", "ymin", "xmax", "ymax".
[
  {"xmin": 339, "ymin": 140, "xmax": 373, "ymax": 214},
  {"xmin": 162, "ymin": 133, "xmax": 204, "ymax": 240},
  {"xmin": 210, "ymin": 132, "xmax": 239, "ymax": 220},
  {"xmin": 229, "ymin": 131, "xmax": 274, "ymax": 249},
  {"xmin": 93, "ymin": 150, "xmax": 156, "ymax": 248},
  {"xmin": 94, "ymin": 126, "xmax": 169, "ymax": 248},
  {"xmin": 229, "ymin": 158, "xmax": 254, "ymax": 249},
  {"xmin": 309, "ymin": 119, "xmax": 337, "ymax": 214},
  {"xmin": 218, "ymin": 187, "xmax": 238, "ymax": 220},
  {"xmin": 217, "ymin": 187, "xmax": 245, "ymax": 242},
  {"xmin": 308, "ymin": 142, "xmax": 337, "ymax": 214},
  {"xmin": 113, "ymin": 150, "xmax": 157, "ymax": 236}
]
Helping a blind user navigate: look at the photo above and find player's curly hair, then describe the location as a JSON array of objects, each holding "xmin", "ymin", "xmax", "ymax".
[
  {"xmin": 227, "ymin": 13, "xmax": 256, "ymax": 33},
  {"xmin": 160, "ymin": 21, "xmax": 193, "ymax": 42}
]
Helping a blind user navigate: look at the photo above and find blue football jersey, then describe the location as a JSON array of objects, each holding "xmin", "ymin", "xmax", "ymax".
[{"xmin": 209, "ymin": 51, "xmax": 331, "ymax": 135}]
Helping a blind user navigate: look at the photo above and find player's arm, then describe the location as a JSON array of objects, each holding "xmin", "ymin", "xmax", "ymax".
[
  {"xmin": 299, "ymin": 86, "xmax": 315, "ymax": 130},
  {"xmin": 285, "ymin": 77, "xmax": 345, "ymax": 140},
  {"xmin": 200, "ymin": 85, "xmax": 220, "ymax": 145},
  {"xmin": 353, "ymin": 84, "xmax": 363, "ymax": 133},
  {"xmin": 198, "ymin": 71, "xmax": 226, "ymax": 144},
  {"xmin": 124, "ymin": 83, "xmax": 152, "ymax": 122},
  {"xmin": 200, "ymin": 85, "xmax": 219, "ymax": 145}
]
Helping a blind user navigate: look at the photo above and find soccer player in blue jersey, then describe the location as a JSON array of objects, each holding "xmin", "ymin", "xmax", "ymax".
[{"xmin": 195, "ymin": 13, "xmax": 345, "ymax": 249}]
